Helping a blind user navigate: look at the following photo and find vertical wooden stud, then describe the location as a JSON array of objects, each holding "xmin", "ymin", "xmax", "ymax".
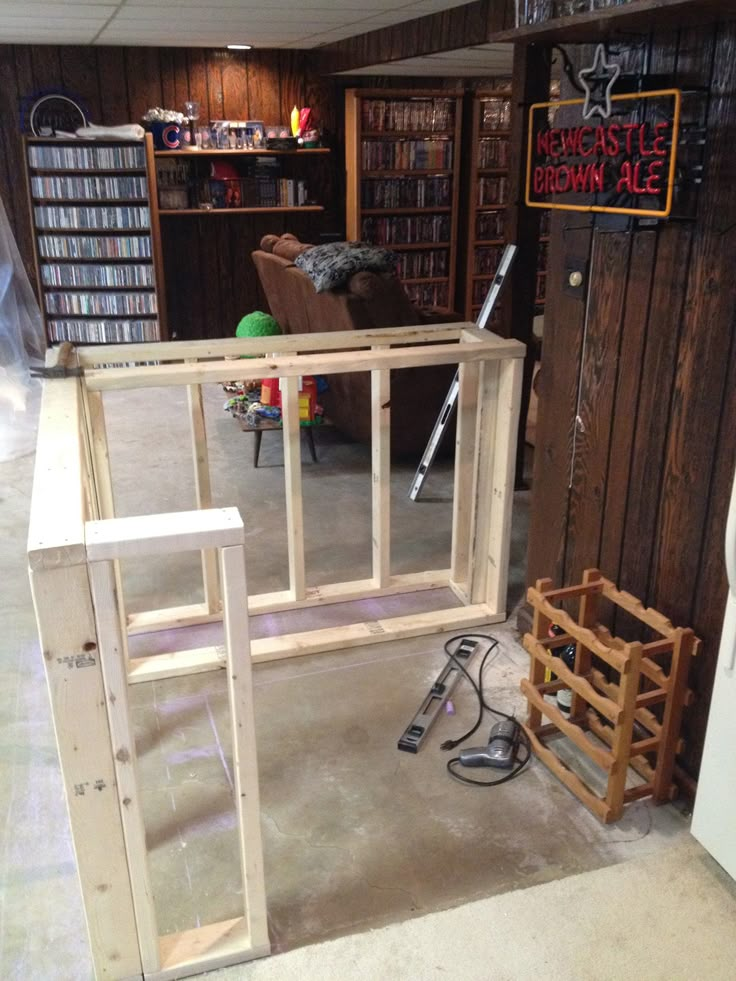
[
  {"xmin": 371, "ymin": 367, "xmax": 391, "ymax": 588},
  {"xmin": 280, "ymin": 375, "xmax": 306, "ymax": 601},
  {"xmin": 219, "ymin": 545, "xmax": 270, "ymax": 953},
  {"xmin": 484, "ymin": 355, "xmax": 523, "ymax": 614},
  {"xmin": 83, "ymin": 388, "xmax": 129, "ymax": 665},
  {"xmin": 29, "ymin": 564, "xmax": 142, "ymax": 979},
  {"xmin": 88, "ymin": 559, "xmax": 160, "ymax": 975},
  {"xmin": 469, "ymin": 358, "xmax": 499, "ymax": 603},
  {"xmin": 187, "ymin": 380, "xmax": 221, "ymax": 614},
  {"xmin": 451, "ymin": 362, "xmax": 480, "ymax": 594}
]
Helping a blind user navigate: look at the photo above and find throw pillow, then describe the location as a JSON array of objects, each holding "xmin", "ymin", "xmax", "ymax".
[{"xmin": 294, "ymin": 241, "xmax": 398, "ymax": 293}]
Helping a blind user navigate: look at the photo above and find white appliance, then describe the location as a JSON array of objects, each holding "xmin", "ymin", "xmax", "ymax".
[{"xmin": 691, "ymin": 469, "xmax": 736, "ymax": 882}]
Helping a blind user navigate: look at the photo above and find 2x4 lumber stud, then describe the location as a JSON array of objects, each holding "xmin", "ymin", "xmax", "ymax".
[
  {"xmin": 29, "ymin": 564, "xmax": 141, "ymax": 979},
  {"xmin": 89, "ymin": 560, "xmax": 160, "ymax": 974},
  {"xmin": 484, "ymin": 356, "xmax": 523, "ymax": 615},
  {"xmin": 371, "ymin": 367, "xmax": 391, "ymax": 588},
  {"xmin": 451, "ymin": 361, "xmax": 480, "ymax": 587},
  {"xmin": 280, "ymin": 375, "xmax": 306, "ymax": 602},
  {"xmin": 219, "ymin": 546, "xmax": 270, "ymax": 953},
  {"xmin": 187, "ymin": 379, "xmax": 221, "ymax": 615},
  {"xmin": 83, "ymin": 336, "xmax": 526, "ymax": 393},
  {"xmin": 470, "ymin": 360, "xmax": 499, "ymax": 603},
  {"xmin": 85, "ymin": 508, "xmax": 244, "ymax": 562},
  {"xmin": 76, "ymin": 322, "xmax": 471, "ymax": 366}
]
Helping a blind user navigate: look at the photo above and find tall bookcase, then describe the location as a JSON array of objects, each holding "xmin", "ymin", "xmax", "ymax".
[
  {"xmin": 345, "ymin": 89, "xmax": 463, "ymax": 313},
  {"xmin": 461, "ymin": 90, "xmax": 512, "ymax": 328},
  {"xmin": 24, "ymin": 136, "xmax": 166, "ymax": 345}
]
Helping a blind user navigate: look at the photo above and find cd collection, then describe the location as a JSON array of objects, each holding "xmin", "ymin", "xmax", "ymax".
[
  {"xmin": 478, "ymin": 138, "xmax": 510, "ymax": 169},
  {"xmin": 476, "ymin": 211, "xmax": 506, "ymax": 240},
  {"xmin": 28, "ymin": 144, "xmax": 146, "ymax": 170},
  {"xmin": 395, "ymin": 249, "xmax": 449, "ymax": 280},
  {"xmin": 361, "ymin": 98, "xmax": 455, "ymax": 133},
  {"xmin": 361, "ymin": 176, "xmax": 451, "ymax": 209},
  {"xmin": 38, "ymin": 235, "xmax": 153, "ymax": 259},
  {"xmin": 478, "ymin": 176, "xmax": 509, "ymax": 206},
  {"xmin": 41, "ymin": 263, "xmax": 154, "ymax": 288},
  {"xmin": 35, "ymin": 206, "xmax": 150, "ymax": 230},
  {"xmin": 361, "ymin": 139, "xmax": 453, "ymax": 171},
  {"xmin": 474, "ymin": 245, "xmax": 505, "ymax": 276},
  {"xmin": 47, "ymin": 320, "xmax": 159, "ymax": 343},
  {"xmin": 361, "ymin": 214, "xmax": 451, "ymax": 245},
  {"xmin": 404, "ymin": 282, "xmax": 449, "ymax": 308},
  {"xmin": 480, "ymin": 98, "xmax": 512, "ymax": 132},
  {"xmin": 32, "ymin": 175, "xmax": 148, "ymax": 200},
  {"xmin": 45, "ymin": 292, "xmax": 158, "ymax": 316}
]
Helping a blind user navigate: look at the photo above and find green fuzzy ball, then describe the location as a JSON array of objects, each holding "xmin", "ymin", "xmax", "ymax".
[{"xmin": 236, "ymin": 311, "xmax": 282, "ymax": 338}]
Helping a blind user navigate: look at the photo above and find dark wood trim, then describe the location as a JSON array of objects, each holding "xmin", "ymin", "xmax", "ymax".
[{"xmin": 317, "ymin": 0, "xmax": 514, "ymax": 75}]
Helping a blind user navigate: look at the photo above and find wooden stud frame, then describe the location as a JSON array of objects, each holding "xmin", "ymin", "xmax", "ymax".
[
  {"xmin": 521, "ymin": 568, "xmax": 699, "ymax": 824},
  {"xmin": 28, "ymin": 323, "xmax": 524, "ymax": 979}
]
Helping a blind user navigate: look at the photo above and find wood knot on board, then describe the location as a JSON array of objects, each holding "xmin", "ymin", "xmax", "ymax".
[
  {"xmin": 116, "ymin": 748, "xmax": 131, "ymax": 763},
  {"xmin": 83, "ymin": 641, "xmax": 97, "ymax": 652}
]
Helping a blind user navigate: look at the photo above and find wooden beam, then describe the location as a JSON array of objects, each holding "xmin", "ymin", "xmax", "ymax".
[
  {"xmin": 85, "ymin": 508, "xmax": 244, "ymax": 562},
  {"xmin": 280, "ymin": 376, "xmax": 306, "ymax": 601},
  {"xmin": 219, "ymin": 546, "xmax": 270, "ymax": 955},
  {"xmin": 76, "ymin": 322, "xmax": 473, "ymax": 366},
  {"xmin": 470, "ymin": 361, "xmax": 499, "ymax": 603},
  {"xmin": 187, "ymin": 380, "xmax": 221, "ymax": 615},
  {"xmin": 317, "ymin": 0, "xmax": 513, "ymax": 74},
  {"xmin": 28, "ymin": 564, "xmax": 141, "ymax": 978},
  {"xmin": 126, "ymin": 570, "xmax": 454, "ymax": 635},
  {"xmin": 83, "ymin": 335, "xmax": 526, "ymax": 393},
  {"xmin": 484, "ymin": 355, "xmax": 523, "ymax": 614},
  {"xmin": 27, "ymin": 347, "xmax": 87, "ymax": 570},
  {"xmin": 451, "ymin": 363, "xmax": 480, "ymax": 590},
  {"xmin": 89, "ymin": 560, "xmax": 160, "ymax": 974},
  {"xmin": 371, "ymin": 368, "xmax": 391, "ymax": 588},
  {"xmin": 154, "ymin": 917, "xmax": 270, "ymax": 981}
]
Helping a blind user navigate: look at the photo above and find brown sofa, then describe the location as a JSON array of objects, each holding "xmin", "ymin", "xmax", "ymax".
[{"xmin": 252, "ymin": 233, "xmax": 460, "ymax": 457}]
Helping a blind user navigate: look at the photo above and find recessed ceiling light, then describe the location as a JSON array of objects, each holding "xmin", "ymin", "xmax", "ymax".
[{"xmin": 227, "ymin": 43, "xmax": 251, "ymax": 50}]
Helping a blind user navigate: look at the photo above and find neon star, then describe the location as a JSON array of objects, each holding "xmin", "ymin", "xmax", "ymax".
[{"xmin": 579, "ymin": 43, "xmax": 621, "ymax": 121}]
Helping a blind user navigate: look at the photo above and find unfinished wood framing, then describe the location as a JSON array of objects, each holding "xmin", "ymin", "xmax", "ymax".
[
  {"xmin": 28, "ymin": 322, "xmax": 524, "ymax": 979},
  {"xmin": 521, "ymin": 569, "xmax": 699, "ymax": 823}
]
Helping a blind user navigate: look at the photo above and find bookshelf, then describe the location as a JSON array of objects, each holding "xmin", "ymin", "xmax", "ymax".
[
  {"xmin": 149, "ymin": 140, "xmax": 329, "ymax": 214},
  {"xmin": 25, "ymin": 136, "xmax": 166, "ymax": 346},
  {"xmin": 461, "ymin": 91, "xmax": 512, "ymax": 328},
  {"xmin": 345, "ymin": 89, "xmax": 463, "ymax": 313}
]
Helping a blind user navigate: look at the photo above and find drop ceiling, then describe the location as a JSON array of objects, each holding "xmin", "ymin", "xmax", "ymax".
[{"xmin": 0, "ymin": 0, "xmax": 489, "ymax": 48}]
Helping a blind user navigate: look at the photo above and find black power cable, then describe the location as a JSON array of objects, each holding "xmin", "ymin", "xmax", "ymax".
[{"xmin": 438, "ymin": 633, "xmax": 531, "ymax": 788}]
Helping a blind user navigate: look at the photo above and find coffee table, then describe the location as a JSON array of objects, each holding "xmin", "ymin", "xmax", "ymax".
[{"xmin": 237, "ymin": 417, "xmax": 327, "ymax": 468}]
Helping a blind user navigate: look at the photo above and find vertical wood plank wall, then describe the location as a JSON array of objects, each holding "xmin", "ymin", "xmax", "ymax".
[
  {"xmin": 0, "ymin": 43, "xmax": 502, "ymax": 341},
  {"xmin": 526, "ymin": 22, "xmax": 736, "ymax": 780},
  {"xmin": 0, "ymin": 44, "xmax": 342, "ymax": 340}
]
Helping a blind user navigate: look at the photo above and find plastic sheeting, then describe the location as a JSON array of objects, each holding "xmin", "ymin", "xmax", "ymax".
[{"xmin": 0, "ymin": 194, "xmax": 45, "ymax": 462}]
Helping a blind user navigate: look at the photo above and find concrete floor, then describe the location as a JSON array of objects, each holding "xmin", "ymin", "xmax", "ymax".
[{"xmin": 1, "ymin": 381, "xmax": 692, "ymax": 978}]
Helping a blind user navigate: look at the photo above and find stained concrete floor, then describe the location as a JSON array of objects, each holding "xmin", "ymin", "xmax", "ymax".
[{"xmin": 1, "ymin": 381, "xmax": 691, "ymax": 978}]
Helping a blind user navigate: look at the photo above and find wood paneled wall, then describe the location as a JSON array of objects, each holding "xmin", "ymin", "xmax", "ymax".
[
  {"xmin": 526, "ymin": 22, "xmax": 736, "ymax": 780},
  {"xmin": 0, "ymin": 44, "xmax": 342, "ymax": 339}
]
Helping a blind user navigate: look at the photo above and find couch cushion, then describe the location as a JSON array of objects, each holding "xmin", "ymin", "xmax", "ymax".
[
  {"xmin": 294, "ymin": 242, "xmax": 397, "ymax": 293},
  {"xmin": 272, "ymin": 238, "xmax": 312, "ymax": 263}
]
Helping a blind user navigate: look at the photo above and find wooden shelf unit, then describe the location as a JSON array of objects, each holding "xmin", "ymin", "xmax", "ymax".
[
  {"xmin": 346, "ymin": 88, "xmax": 463, "ymax": 313},
  {"xmin": 24, "ymin": 136, "xmax": 167, "ymax": 346},
  {"xmin": 460, "ymin": 90, "xmax": 512, "ymax": 327}
]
